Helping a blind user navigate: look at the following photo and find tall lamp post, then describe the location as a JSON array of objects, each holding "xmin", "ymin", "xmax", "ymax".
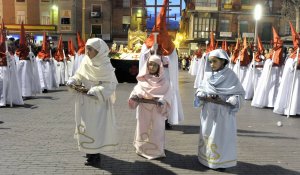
[{"xmin": 253, "ymin": 4, "xmax": 262, "ymax": 93}]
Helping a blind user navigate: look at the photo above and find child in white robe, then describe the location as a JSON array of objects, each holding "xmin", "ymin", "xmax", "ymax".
[
  {"xmin": 194, "ymin": 49, "xmax": 245, "ymax": 170},
  {"xmin": 128, "ymin": 54, "xmax": 172, "ymax": 160}
]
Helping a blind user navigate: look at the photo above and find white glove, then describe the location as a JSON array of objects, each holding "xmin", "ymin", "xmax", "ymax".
[
  {"xmin": 87, "ymin": 87, "xmax": 97, "ymax": 96},
  {"xmin": 157, "ymin": 98, "xmax": 165, "ymax": 106},
  {"xmin": 196, "ymin": 91, "xmax": 207, "ymax": 98},
  {"xmin": 226, "ymin": 96, "xmax": 238, "ymax": 105},
  {"xmin": 66, "ymin": 78, "xmax": 76, "ymax": 86}
]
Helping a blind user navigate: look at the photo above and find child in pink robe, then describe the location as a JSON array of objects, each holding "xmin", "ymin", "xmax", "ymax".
[{"xmin": 128, "ymin": 55, "xmax": 172, "ymax": 160}]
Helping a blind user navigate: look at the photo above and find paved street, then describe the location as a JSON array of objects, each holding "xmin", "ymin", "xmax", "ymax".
[{"xmin": 1, "ymin": 71, "xmax": 300, "ymax": 175}]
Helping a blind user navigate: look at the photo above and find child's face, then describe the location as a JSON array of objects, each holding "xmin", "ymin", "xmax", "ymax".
[
  {"xmin": 147, "ymin": 61, "xmax": 159, "ymax": 75},
  {"xmin": 86, "ymin": 46, "xmax": 98, "ymax": 59},
  {"xmin": 209, "ymin": 56, "xmax": 225, "ymax": 71}
]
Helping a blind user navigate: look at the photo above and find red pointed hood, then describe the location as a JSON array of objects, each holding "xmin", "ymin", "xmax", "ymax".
[
  {"xmin": 54, "ymin": 35, "xmax": 64, "ymax": 61},
  {"xmin": 0, "ymin": 27, "xmax": 7, "ymax": 65},
  {"xmin": 37, "ymin": 32, "xmax": 50, "ymax": 59},
  {"xmin": 270, "ymin": 27, "xmax": 283, "ymax": 66},
  {"xmin": 207, "ymin": 32, "xmax": 215, "ymax": 52},
  {"xmin": 76, "ymin": 32, "xmax": 85, "ymax": 55},
  {"xmin": 254, "ymin": 36, "xmax": 264, "ymax": 62},
  {"xmin": 194, "ymin": 48, "xmax": 202, "ymax": 58},
  {"xmin": 231, "ymin": 38, "xmax": 240, "ymax": 64},
  {"xmin": 68, "ymin": 38, "xmax": 76, "ymax": 56},
  {"xmin": 15, "ymin": 22, "xmax": 29, "ymax": 60},
  {"xmin": 145, "ymin": 0, "xmax": 175, "ymax": 56},
  {"xmin": 239, "ymin": 37, "xmax": 250, "ymax": 66},
  {"xmin": 272, "ymin": 26, "xmax": 283, "ymax": 49},
  {"xmin": 289, "ymin": 21, "xmax": 300, "ymax": 49}
]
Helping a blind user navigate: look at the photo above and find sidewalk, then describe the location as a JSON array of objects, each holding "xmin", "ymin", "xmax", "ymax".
[{"xmin": 0, "ymin": 71, "xmax": 299, "ymax": 175}]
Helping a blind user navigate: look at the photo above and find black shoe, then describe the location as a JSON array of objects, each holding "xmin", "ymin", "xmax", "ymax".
[
  {"xmin": 215, "ymin": 168, "xmax": 226, "ymax": 172},
  {"xmin": 42, "ymin": 89, "xmax": 48, "ymax": 93},
  {"xmin": 84, "ymin": 154, "xmax": 101, "ymax": 166},
  {"xmin": 165, "ymin": 120, "xmax": 172, "ymax": 130}
]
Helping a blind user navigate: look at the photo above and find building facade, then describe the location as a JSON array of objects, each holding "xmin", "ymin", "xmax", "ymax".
[{"xmin": 183, "ymin": 0, "xmax": 293, "ymax": 51}]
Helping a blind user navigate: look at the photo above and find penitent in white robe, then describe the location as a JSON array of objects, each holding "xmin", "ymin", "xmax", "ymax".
[
  {"xmin": 16, "ymin": 53, "xmax": 41, "ymax": 97},
  {"xmin": 242, "ymin": 62, "xmax": 264, "ymax": 100},
  {"xmin": 273, "ymin": 58, "xmax": 300, "ymax": 115},
  {"xmin": 251, "ymin": 59, "xmax": 282, "ymax": 108},
  {"xmin": 36, "ymin": 57, "xmax": 58, "ymax": 91},
  {"xmin": 194, "ymin": 54, "xmax": 207, "ymax": 88},
  {"xmin": 72, "ymin": 53, "xmax": 85, "ymax": 76},
  {"xmin": 71, "ymin": 75, "xmax": 118, "ymax": 154},
  {"xmin": 54, "ymin": 60, "xmax": 66, "ymax": 85},
  {"xmin": 0, "ymin": 55, "xmax": 24, "ymax": 106}
]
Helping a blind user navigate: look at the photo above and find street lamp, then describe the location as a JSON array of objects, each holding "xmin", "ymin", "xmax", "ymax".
[
  {"xmin": 253, "ymin": 4, "xmax": 262, "ymax": 93},
  {"xmin": 254, "ymin": 4, "xmax": 262, "ymax": 46}
]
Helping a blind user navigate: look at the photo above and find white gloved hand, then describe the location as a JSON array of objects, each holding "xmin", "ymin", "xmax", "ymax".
[
  {"xmin": 87, "ymin": 87, "xmax": 97, "ymax": 96},
  {"xmin": 196, "ymin": 91, "xmax": 207, "ymax": 98},
  {"xmin": 157, "ymin": 98, "xmax": 166, "ymax": 106},
  {"xmin": 66, "ymin": 78, "xmax": 76, "ymax": 86},
  {"xmin": 226, "ymin": 96, "xmax": 238, "ymax": 105}
]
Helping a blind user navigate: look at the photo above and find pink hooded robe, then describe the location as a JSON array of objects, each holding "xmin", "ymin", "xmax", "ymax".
[{"xmin": 129, "ymin": 55, "xmax": 172, "ymax": 159}]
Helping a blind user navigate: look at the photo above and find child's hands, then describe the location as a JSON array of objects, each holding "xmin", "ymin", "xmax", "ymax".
[
  {"xmin": 87, "ymin": 87, "xmax": 97, "ymax": 96},
  {"xmin": 66, "ymin": 78, "xmax": 76, "ymax": 86},
  {"xmin": 226, "ymin": 96, "xmax": 238, "ymax": 105},
  {"xmin": 196, "ymin": 91, "xmax": 207, "ymax": 98}
]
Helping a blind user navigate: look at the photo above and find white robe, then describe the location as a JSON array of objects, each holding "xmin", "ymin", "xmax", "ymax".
[
  {"xmin": 71, "ymin": 75, "xmax": 118, "ymax": 154},
  {"xmin": 66, "ymin": 55, "xmax": 75, "ymax": 80},
  {"xmin": 197, "ymin": 95, "xmax": 239, "ymax": 169},
  {"xmin": 190, "ymin": 56, "xmax": 200, "ymax": 76},
  {"xmin": 72, "ymin": 53, "xmax": 85, "ymax": 76},
  {"xmin": 0, "ymin": 55, "xmax": 24, "ymax": 106},
  {"xmin": 36, "ymin": 57, "xmax": 58, "ymax": 90},
  {"xmin": 193, "ymin": 54, "xmax": 207, "ymax": 88},
  {"xmin": 273, "ymin": 58, "xmax": 300, "ymax": 115},
  {"xmin": 54, "ymin": 60, "xmax": 66, "ymax": 85},
  {"xmin": 251, "ymin": 59, "xmax": 282, "ymax": 108},
  {"xmin": 139, "ymin": 44, "xmax": 184, "ymax": 124},
  {"xmin": 16, "ymin": 53, "xmax": 41, "ymax": 97},
  {"xmin": 242, "ymin": 62, "xmax": 264, "ymax": 100},
  {"xmin": 232, "ymin": 60, "xmax": 248, "ymax": 84}
]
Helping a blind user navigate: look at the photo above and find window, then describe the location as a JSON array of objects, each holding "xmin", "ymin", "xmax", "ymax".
[
  {"xmin": 241, "ymin": 0, "xmax": 250, "ymax": 5},
  {"xmin": 122, "ymin": 16, "xmax": 130, "ymax": 32},
  {"xmin": 195, "ymin": 0, "xmax": 217, "ymax": 7},
  {"xmin": 220, "ymin": 20, "xmax": 230, "ymax": 32},
  {"xmin": 285, "ymin": 21, "xmax": 295, "ymax": 35},
  {"xmin": 91, "ymin": 24, "xmax": 102, "ymax": 37},
  {"xmin": 223, "ymin": 0, "xmax": 232, "ymax": 4},
  {"xmin": 123, "ymin": 0, "xmax": 130, "ymax": 8},
  {"xmin": 60, "ymin": 10, "xmax": 71, "ymax": 25},
  {"xmin": 91, "ymin": 4, "xmax": 101, "ymax": 18},
  {"xmin": 262, "ymin": 22, "xmax": 272, "ymax": 41},
  {"xmin": 239, "ymin": 21, "xmax": 248, "ymax": 34},
  {"xmin": 193, "ymin": 16, "xmax": 216, "ymax": 39},
  {"xmin": 41, "ymin": 12, "xmax": 50, "ymax": 25},
  {"xmin": 61, "ymin": 18, "xmax": 70, "ymax": 24},
  {"xmin": 16, "ymin": 11, "xmax": 26, "ymax": 24}
]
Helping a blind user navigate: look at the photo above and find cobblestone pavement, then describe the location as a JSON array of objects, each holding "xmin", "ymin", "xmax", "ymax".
[{"xmin": 1, "ymin": 71, "xmax": 300, "ymax": 175}]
